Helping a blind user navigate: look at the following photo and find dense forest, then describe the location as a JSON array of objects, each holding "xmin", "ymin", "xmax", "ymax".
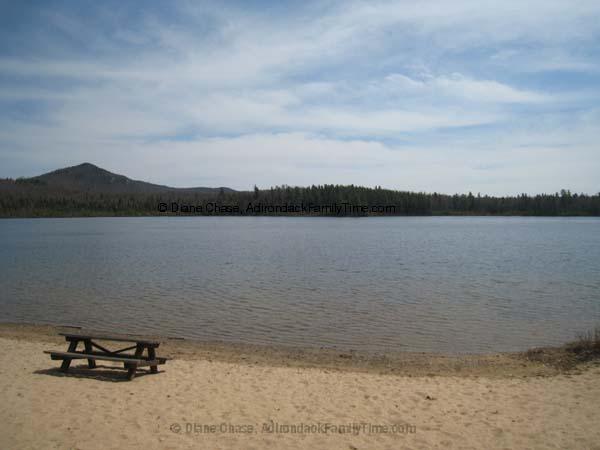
[{"xmin": 1, "ymin": 178, "xmax": 599, "ymax": 217}]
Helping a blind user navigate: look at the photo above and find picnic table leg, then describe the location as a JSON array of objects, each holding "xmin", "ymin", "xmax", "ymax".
[
  {"xmin": 126, "ymin": 364, "xmax": 137, "ymax": 380},
  {"xmin": 84, "ymin": 339, "xmax": 96, "ymax": 369},
  {"xmin": 61, "ymin": 339, "xmax": 79, "ymax": 372},
  {"xmin": 124, "ymin": 344, "xmax": 144, "ymax": 380},
  {"xmin": 147, "ymin": 347, "xmax": 158, "ymax": 373},
  {"xmin": 133, "ymin": 344, "xmax": 144, "ymax": 358}
]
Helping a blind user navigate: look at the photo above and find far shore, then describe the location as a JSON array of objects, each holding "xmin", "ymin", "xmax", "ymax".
[{"xmin": 2, "ymin": 213, "xmax": 600, "ymax": 219}]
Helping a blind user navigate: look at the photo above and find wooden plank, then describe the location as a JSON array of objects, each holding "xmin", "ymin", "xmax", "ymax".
[
  {"xmin": 59, "ymin": 332, "xmax": 160, "ymax": 346},
  {"xmin": 90, "ymin": 341, "xmax": 114, "ymax": 354},
  {"xmin": 57, "ymin": 349, "xmax": 167, "ymax": 363},
  {"xmin": 109, "ymin": 344, "xmax": 138, "ymax": 355},
  {"xmin": 89, "ymin": 341, "xmax": 139, "ymax": 356},
  {"xmin": 50, "ymin": 350, "xmax": 144, "ymax": 360},
  {"xmin": 44, "ymin": 351, "xmax": 166, "ymax": 366}
]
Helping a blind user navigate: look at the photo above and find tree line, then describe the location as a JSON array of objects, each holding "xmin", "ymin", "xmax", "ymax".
[{"xmin": 1, "ymin": 180, "xmax": 599, "ymax": 217}]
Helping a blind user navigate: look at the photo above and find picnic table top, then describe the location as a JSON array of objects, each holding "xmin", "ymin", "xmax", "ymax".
[{"xmin": 59, "ymin": 332, "xmax": 161, "ymax": 345}]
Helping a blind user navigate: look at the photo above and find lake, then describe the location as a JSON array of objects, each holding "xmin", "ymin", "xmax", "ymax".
[{"xmin": 1, "ymin": 217, "xmax": 599, "ymax": 353}]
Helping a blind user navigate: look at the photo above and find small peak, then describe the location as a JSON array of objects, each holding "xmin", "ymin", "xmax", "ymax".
[{"xmin": 76, "ymin": 162, "xmax": 99, "ymax": 169}]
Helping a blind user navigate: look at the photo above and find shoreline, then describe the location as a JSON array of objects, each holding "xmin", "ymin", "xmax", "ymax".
[
  {"xmin": 2, "ymin": 214, "xmax": 600, "ymax": 218},
  {"xmin": 2, "ymin": 322, "xmax": 599, "ymax": 448},
  {"xmin": 0, "ymin": 322, "xmax": 589, "ymax": 378}
]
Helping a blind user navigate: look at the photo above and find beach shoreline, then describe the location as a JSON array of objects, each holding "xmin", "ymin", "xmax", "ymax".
[
  {"xmin": 1, "ymin": 322, "xmax": 599, "ymax": 449},
  {"xmin": 0, "ymin": 322, "xmax": 587, "ymax": 378}
]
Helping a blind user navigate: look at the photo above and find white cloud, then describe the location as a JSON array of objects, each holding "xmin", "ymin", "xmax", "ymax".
[
  {"xmin": 3, "ymin": 117, "xmax": 599, "ymax": 195},
  {"xmin": 379, "ymin": 73, "xmax": 549, "ymax": 103},
  {"xmin": 1, "ymin": 0, "xmax": 599, "ymax": 193}
]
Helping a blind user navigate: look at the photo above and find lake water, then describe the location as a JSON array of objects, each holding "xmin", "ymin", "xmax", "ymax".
[{"xmin": 1, "ymin": 217, "xmax": 599, "ymax": 353}]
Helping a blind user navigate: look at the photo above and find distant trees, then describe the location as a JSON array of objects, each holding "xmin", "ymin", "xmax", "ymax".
[{"xmin": 0, "ymin": 179, "xmax": 599, "ymax": 217}]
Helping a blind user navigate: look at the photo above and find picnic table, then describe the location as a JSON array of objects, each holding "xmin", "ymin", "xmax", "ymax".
[{"xmin": 45, "ymin": 332, "xmax": 167, "ymax": 380}]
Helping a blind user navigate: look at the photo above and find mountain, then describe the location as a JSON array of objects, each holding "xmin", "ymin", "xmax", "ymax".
[
  {"xmin": 19, "ymin": 163, "xmax": 234, "ymax": 194},
  {"xmin": 2, "ymin": 163, "xmax": 599, "ymax": 217}
]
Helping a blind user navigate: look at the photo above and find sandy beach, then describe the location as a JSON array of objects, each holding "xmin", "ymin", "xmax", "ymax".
[{"xmin": 1, "ymin": 324, "xmax": 599, "ymax": 450}]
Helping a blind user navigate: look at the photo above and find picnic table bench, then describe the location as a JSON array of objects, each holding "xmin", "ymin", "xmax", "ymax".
[{"xmin": 45, "ymin": 332, "xmax": 167, "ymax": 380}]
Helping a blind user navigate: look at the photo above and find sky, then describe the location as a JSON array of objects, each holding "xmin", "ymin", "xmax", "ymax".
[{"xmin": 1, "ymin": 0, "xmax": 599, "ymax": 194}]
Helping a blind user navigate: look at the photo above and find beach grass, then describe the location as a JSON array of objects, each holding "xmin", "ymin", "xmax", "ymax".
[{"xmin": 524, "ymin": 325, "xmax": 600, "ymax": 370}]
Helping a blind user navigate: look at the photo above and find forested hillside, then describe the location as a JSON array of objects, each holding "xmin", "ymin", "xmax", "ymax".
[{"xmin": 1, "ymin": 176, "xmax": 598, "ymax": 217}]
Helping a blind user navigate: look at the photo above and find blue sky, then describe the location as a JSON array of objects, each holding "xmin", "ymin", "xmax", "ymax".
[{"xmin": 1, "ymin": 0, "xmax": 599, "ymax": 194}]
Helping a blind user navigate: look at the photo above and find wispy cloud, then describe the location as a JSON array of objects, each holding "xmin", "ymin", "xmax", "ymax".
[{"xmin": 1, "ymin": 0, "xmax": 599, "ymax": 194}]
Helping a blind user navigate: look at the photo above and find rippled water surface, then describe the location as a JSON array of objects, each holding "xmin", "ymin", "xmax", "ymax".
[{"xmin": 1, "ymin": 217, "xmax": 599, "ymax": 353}]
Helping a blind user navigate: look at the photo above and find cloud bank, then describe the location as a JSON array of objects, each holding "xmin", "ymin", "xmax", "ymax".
[{"xmin": 1, "ymin": 0, "xmax": 599, "ymax": 194}]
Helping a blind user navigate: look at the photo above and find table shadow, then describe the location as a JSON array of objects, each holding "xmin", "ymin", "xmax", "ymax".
[{"xmin": 34, "ymin": 363, "xmax": 159, "ymax": 382}]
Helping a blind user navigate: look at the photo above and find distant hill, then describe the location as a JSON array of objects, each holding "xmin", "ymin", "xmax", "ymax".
[
  {"xmin": 1, "ymin": 163, "xmax": 599, "ymax": 217},
  {"xmin": 16, "ymin": 163, "xmax": 234, "ymax": 194}
]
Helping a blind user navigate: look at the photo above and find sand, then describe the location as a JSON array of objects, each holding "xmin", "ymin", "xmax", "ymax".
[{"xmin": 1, "ymin": 325, "xmax": 599, "ymax": 449}]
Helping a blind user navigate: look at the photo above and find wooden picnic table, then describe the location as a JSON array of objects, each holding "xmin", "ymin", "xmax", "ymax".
[{"xmin": 45, "ymin": 332, "xmax": 167, "ymax": 380}]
